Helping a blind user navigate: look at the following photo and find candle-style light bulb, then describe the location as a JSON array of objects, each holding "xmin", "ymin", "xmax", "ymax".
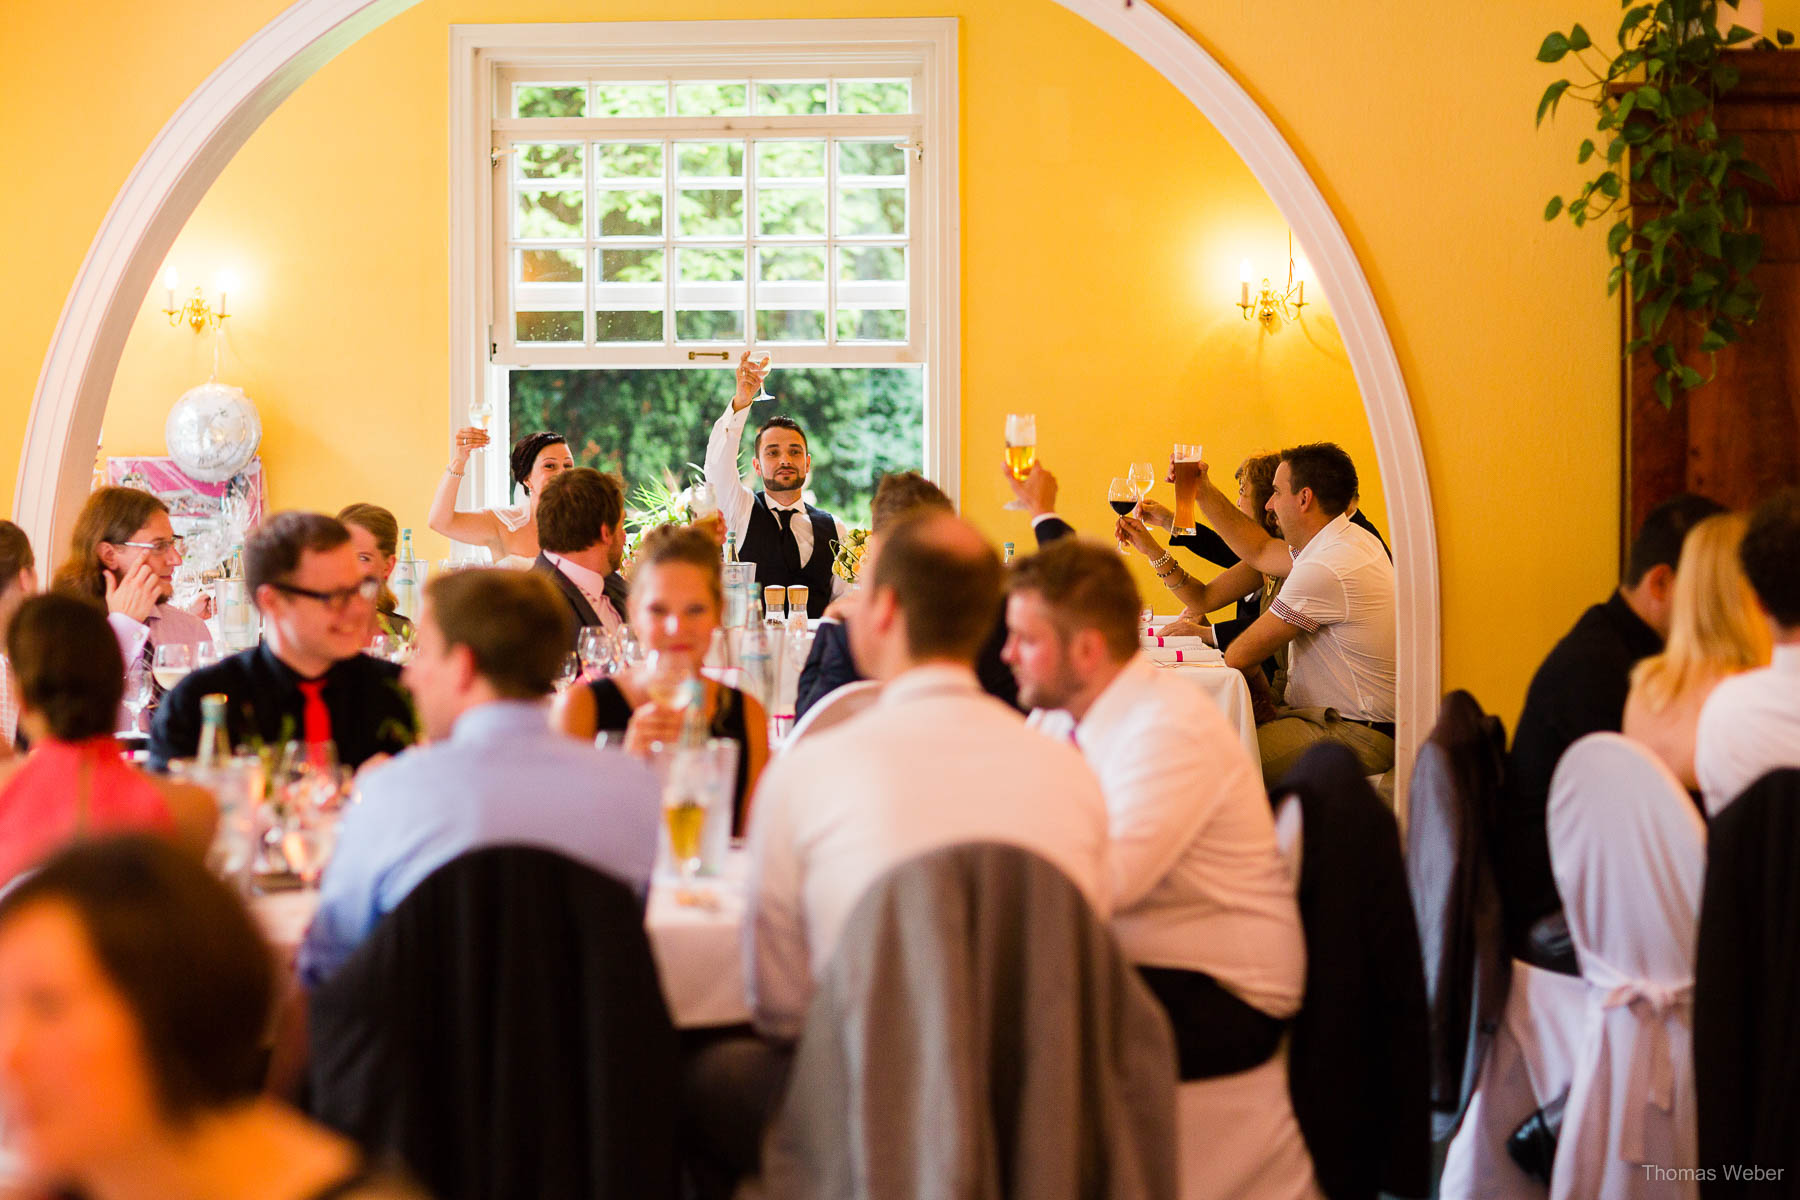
[
  {"xmin": 162, "ymin": 267, "xmax": 178, "ymax": 310},
  {"xmin": 216, "ymin": 270, "xmax": 237, "ymax": 317},
  {"xmin": 1239, "ymin": 259, "xmax": 1252, "ymax": 308}
]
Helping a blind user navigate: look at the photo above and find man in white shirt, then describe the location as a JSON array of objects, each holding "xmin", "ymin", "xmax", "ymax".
[
  {"xmin": 1697, "ymin": 488, "xmax": 1800, "ymax": 815},
  {"xmin": 1003, "ymin": 538, "xmax": 1304, "ymax": 1079},
  {"xmin": 703, "ymin": 352, "xmax": 848, "ymax": 619},
  {"xmin": 531, "ymin": 467, "xmax": 627, "ymax": 642},
  {"xmin": 1179, "ymin": 443, "xmax": 1398, "ymax": 780},
  {"xmin": 686, "ymin": 514, "xmax": 1110, "ymax": 1190}
]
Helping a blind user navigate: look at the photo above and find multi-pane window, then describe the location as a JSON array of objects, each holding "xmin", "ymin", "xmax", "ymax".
[{"xmin": 493, "ymin": 72, "xmax": 922, "ymax": 365}]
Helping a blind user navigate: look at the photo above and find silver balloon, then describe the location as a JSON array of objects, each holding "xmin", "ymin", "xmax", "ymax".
[{"xmin": 164, "ymin": 381, "xmax": 261, "ymax": 483}]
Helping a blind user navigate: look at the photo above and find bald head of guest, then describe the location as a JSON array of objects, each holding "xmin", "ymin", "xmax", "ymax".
[{"xmin": 848, "ymin": 513, "xmax": 1002, "ymax": 683}]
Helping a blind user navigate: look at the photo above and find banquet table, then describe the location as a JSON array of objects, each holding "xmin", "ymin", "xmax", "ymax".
[
  {"xmin": 253, "ymin": 857, "xmax": 752, "ymax": 1030},
  {"xmin": 1140, "ymin": 630, "xmax": 1261, "ymax": 771}
]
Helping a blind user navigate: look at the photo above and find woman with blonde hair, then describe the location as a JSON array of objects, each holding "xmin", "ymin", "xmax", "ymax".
[{"xmin": 1624, "ymin": 510, "xmax": 1771, "ymax": 792}]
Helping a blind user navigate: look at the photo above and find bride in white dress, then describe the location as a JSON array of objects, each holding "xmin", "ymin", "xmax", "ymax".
[{"xmin": 426, "ymin": 427, "xmax": 575, "ymax": 569}]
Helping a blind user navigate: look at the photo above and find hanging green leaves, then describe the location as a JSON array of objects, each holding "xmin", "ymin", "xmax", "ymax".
[{"xmin": 1538, "ymin": 0, "xmax": 1792, "ymax": 407}]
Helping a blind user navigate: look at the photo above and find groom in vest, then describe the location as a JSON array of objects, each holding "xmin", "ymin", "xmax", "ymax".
[{"xmin": 704, "ymin": 352, "xmax": 848, "ymax": 619}]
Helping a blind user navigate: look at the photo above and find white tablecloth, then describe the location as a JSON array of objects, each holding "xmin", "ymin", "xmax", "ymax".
[
  {"xmin": 1159, "ymin": 662, "xmax": 1260, "ymax": 773},
  {"xmin": 253, "ymin": 861, "xmax": 750, "ymax": 1029}
]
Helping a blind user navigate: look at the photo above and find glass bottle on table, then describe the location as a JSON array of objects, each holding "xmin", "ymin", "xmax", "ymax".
[{"xmin": 196, "ymin": 693, "xmax": 232, "ymax": 768}]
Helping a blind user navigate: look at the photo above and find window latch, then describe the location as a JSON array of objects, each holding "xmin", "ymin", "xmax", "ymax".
[
  {"xmin": 490, "ymin": 147, "xmax": 509, "ymax": 168},
  {"xmin": 894, "ymin": 140, "xmax": 924, "ymax": 163},
  {"xmin": 687, "ymin": 350, "xmax": 731, "ymax": 361}
]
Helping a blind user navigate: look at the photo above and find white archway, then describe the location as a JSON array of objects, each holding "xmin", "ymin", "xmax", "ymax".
[{"xmin": 14, "ymin": 0, "xmax": 1440, "ymax": 794}]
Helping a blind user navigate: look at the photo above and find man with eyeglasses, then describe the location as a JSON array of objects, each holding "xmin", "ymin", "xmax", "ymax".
[{"xmin": 149, "ymin": 512, "xmax": 417, "ymax": 772}]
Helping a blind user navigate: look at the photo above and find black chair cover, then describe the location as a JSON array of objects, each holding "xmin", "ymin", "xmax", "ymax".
[
  {"xmin": 1275, "ymin": 744, "xmax": 1432, "ymax": 1200},
  {"xmin": 308, "ymin": 845, "xmax": 679, "ymax": 1200}
]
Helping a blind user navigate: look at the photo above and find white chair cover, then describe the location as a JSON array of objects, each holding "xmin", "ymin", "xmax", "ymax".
[
  {"xmin": 781, "ymin": 679, "xmax": 881, "ymax": 749},
  {"xmin": 1438, "ymin": 961, "xmax": 1586, "ymax": 1199},
  {"xmin": 1547, "ymin": 733, "xmax": 1705, "ymax": 1200}
]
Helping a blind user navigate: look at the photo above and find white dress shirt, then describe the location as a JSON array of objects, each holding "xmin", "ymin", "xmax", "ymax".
[
  {"xmin": 1031, "ymin": 654, "xmax": 1305, "ymax": 1018},
  {"xmin": 541, "ymin": 551, "xmax": 622, "ymax": 632},
  {"xmin": 1695, "ymin": 642, "xmax": 1800, "ymax": 815},
  {"xmin": 1268, "ymin": 512, "xmax": 1396, "ymax": 721},
  {"xmin": 743, "ymin": 663, "xmax": 1111, "ymax": 1039},
  {"xmin": 704, "ymin": 402, "xmax": 849, "ymax": 598}
]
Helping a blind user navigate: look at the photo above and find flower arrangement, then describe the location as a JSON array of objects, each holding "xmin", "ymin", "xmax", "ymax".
[
  {"xmin": 624, "ymin": 465, "xmax": 705, "ymax": 556},
  {"xmin": 832, "ymin": 528, "xmax": 870, "ymax": 584}
]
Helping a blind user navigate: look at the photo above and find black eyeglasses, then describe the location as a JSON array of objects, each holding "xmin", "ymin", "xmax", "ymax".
[{"xmin": 270, "ymin": 578, "xmax": 381, "ymax": 612}]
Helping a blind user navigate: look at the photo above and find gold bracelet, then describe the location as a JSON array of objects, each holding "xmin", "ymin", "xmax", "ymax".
[
  {"xmin": 445, "ymin": 465, "xmax": 465, "ymax": 477},
  {"xmin": 1161, "ymin": 569, "xmax": 1188, "ymax": 591}
]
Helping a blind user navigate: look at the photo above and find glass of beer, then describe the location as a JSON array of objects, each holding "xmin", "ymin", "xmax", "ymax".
[
  {"xmin": 1171, "ymin": 443, "xmax": 1204, "ymax": 536},
  {"xmin": 1003, "ymin": 413, "xmax": 1037, "ymax": 511}
]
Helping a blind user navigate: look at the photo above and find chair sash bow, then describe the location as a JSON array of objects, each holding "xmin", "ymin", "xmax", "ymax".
[{"xmin": 1598, "ymin": 977, "xmax": 1691, "ymax": 1163}]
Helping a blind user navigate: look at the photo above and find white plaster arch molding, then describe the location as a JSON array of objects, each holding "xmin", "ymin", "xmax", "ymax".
[{"xmin": 15, "ymin": 0, "xmax": 1440, "ymax": 807}]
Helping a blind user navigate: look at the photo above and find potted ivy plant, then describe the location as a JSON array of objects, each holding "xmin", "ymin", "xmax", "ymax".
[{"xmin": 1537, "ymin": 0, "xmax": 1792, "ymax": 405}]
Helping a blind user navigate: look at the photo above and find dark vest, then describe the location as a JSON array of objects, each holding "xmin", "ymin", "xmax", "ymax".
[{"xmin": 740, "ymin": 492, "xmax": 837, "ymax": 618}]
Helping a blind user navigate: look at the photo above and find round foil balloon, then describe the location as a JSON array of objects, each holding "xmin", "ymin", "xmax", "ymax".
[{"xmin": 164, "ymin": 381, "xmax": 261, "ymax": 483}]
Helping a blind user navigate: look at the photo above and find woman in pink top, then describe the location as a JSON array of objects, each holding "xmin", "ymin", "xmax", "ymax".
[{"xmin": 0, "ymin": 594, "xmax": 214, "ymax": 889}]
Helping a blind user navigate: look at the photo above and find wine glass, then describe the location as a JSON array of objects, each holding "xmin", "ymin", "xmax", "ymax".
[
  {"xmin": 1002, "ymin": 413, "xmax": 1037, "ymax": 512},
  {"xmin": 745, "ymin": 349, "xmax": 773, "ymax": 404},
  {"xmin": 467, "ymin": 398, "xmax": 495, "ymax": 436},
  {"xmin": 553, "ymin": 652, "xmax": 582, "ymax": 694},
  {"xmin": 152, "ymin": 644, "xmax": 194, "ymax": 693},
  {"xmin": 120, "ymin": 671, "xmax": 153, "ymax": 733},
  {"xmin": 1128, "ymin": 462, "xmax": 1156, "ymax": 509},
  {"xmin": 644, "ymin": 650, "xmax": 696, "ymax": 712},
  {"xmin": 1107, "ymin": 478, "xmax": 1137, "ymax": 553},
  {"xmin": 613, "ymin": 626, "xmax": 642, "ymax": 668},
  {"xmin": 577, "ymin": 626, "xmax": 614, "ymax": 678}
]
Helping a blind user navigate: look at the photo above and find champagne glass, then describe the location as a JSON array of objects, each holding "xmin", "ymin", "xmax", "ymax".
[
  {"xmin": 644, "ymin": 650, "xmax": 696, "ymax": 712},
  {"xmin": 1107, "ymin": 478, "xmax": 1136, "ymax": 554},
  {"xmin": 120, "ymin": 671, "xmax": 153, "ymax": 733},
  {"xmin": 467, "ymin": 398, "xmax": 495, "ymax": 436},
  {"xmin": 1002, "ymin": 413, "xmax": 1037, "ymax": 512},
  {"xmin": 1128, "ymin": 462, "xmax": 1156, "ymax": 510},
  {"xmin": 152, "ymin": 644, "xmax": 194, "ymax": 693}
]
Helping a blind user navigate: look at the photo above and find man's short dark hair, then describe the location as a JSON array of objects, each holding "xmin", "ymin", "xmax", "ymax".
[
  {"xmin": 244, "ymin": 512, "xmax": 351, "ymax": 596},
  {"xmin": 1739, "ymin": 488, "xmax": 1800, "ymax": 629},
  {"xmin": 870, "ymin": 471, "xmax": 953, "ymax": 534},
  {"xmin": 537, "ymin": 468, "xmax": 624, "ymax": 555},
  {"xmin": 1008, "ymin": 539, "xmax": 1141, "ymax": 662},
  {"xmin": 1626, "ymin": 492, "xmax": 1726, "ymax": 586},
  {"xmin": 870, "ymin": 513, "xmax": 1003, "ymax": 663},
  {"xmin": 426, "ymin": 569, "xmax": 570, "ymax": 698},
  {"xmin": 1277, "ymin": 443, "xmax": 1358, "ymax": 517},
  {"xmin": 754, "ymin": 415, "xmax": 807, "ymax": 455}
]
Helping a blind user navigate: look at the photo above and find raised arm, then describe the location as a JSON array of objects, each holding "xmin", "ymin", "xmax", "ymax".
[
  {"xmin": 704, "ymin": 353, "xmax": 768, "ymax": 537},
  {"xmin": 426, "ymin": 426, "xmax": 507, "ymax": 556},
  {"xmin": 1117, "ymin": 515, "xmax": 1265, "ymax": 616},
  {"xmin": 1189, "ymin": 460, "xmax": 1293, "ymax": 577}
]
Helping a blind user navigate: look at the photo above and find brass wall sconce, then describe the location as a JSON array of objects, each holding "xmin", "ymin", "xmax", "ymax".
[
  {"xmin": 1237, "ymin": 234, "xmax": 1307, "ymax": 330},
  {"xmin": 161, "ymin": 268, "xmax": 234, "ymax": 333}
]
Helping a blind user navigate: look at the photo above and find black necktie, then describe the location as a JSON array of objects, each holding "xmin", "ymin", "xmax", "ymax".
[{"xmin": 775, "ymin": 508, "xmax": 803, "ymax": 574}]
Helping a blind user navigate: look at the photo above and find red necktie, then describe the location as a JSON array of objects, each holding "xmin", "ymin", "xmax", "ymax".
[{"xmin": 296, "ymin": 679, "xmax": 332, "ymax": 760}]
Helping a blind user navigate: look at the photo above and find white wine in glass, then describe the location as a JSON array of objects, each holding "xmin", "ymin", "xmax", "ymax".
[
  {"xmin": 1003, "ymin": 413, "xmax": 1037, "ymax": 512},
  {"xmin": 152, "ymin": 644, "xmax": 194, "ymax": 693},
  {"xmin": 1128, "ymin": 462, "xmax": 1156, "ymax": 509},
  {"xmin": 467, "ymin": 399, "xmax": 494, "ymax": 434}
]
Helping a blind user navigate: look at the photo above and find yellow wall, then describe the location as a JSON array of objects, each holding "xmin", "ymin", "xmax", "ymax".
[{"xmin": 5, "ymin": 0, "xmax": 1794, "ymax": 721}]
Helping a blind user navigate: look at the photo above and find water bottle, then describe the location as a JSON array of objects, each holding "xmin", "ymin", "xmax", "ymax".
[{"xmin": 738, "ymin": 596, "xmax": 773, "ymax": 705}]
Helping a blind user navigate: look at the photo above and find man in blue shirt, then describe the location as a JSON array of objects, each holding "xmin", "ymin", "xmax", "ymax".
[{"xmin": 298, "ymin": 566, "xmax": 661, "ymax": 988}]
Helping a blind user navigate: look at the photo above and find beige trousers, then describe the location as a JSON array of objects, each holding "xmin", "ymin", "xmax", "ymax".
[{"xmin": 1257, "ymin": 705, "xmax": 1396, "ymax": 783}]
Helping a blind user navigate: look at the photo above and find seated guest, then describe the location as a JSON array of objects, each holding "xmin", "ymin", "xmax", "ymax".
[
  {"xmin": 552, "ymin": 525, "xmax": 768, "ymax": 835},
  {"xmin": 428, "ymin": 426, "xmax": 575, "ymax": 568},
  {"xmin": 0, "ymin": 595, "xmax": 215, "ymax": 888},
  {"xmin": 337, "ymin": 502, "xmax": 414, "ymax": 643},
  {"xmin": 747, "ymin": 512, "xmax": 1109, "ymax": 1039},
  {"xmin": 52, "ymin": 486, "xmax": 212, "ymax": 731},
  {"xmin": 704, "ymin": 351, "xmax": 848, "ymax": 618},
  {"xmin": 1003, "ymin": 539, "xmax": 1304, "ymax": 1080},
  {"xmin": 149, "ymin": 513, "xmax": 416, "ymax": 772},
  {"xmin": 1624, "ymin": 512, "xmax": 1769, "ymax": 793},
  {"xmin": 1502, "ymin": 492, "xmax": 1722, "ymax": 954},
  {"xmin": 793, "ymin": 471, "xmax": 1018, "ymax": 719},
  {"xmin": 0, "ymin": 519, "xmax": 38, "ymax": 752},
  {"xmin": 0, "ymin": 835, "xmax": 425, "ymax": 1198},
  {"xmin": 533, "ymin": 466, "xmax": 629, "ymax": 639},
  {"xmin": 300, "ymin": 568, "xmax": 659, "ymax": 986},
  {"xmin": 1118, "ymin": 444, "xmax": 1397, "ymax": 780},
  {"xmin": 1696, "ymin": 488, "xmax": 1800, "ymax": 815}
]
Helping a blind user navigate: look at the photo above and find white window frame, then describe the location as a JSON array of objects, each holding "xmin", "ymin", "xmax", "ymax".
[{"xmin": 450, "ymin": 19, "xmax": 960, "ymax": 515}]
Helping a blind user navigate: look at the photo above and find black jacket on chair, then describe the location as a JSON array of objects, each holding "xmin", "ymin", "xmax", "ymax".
[
  {"xmin": 1274, "ymin": 744, "xmax": 1432, "ymax": 1200},
  {"xmin": 1405, "ymin": 690, "xmax": 1511, "ymax": 1144},
  {"xmin": 308, "ymin": 846, "xmax": 679, "ymax": 1200},
  {"xmin": 1695, "ymin": 769, "xmax": 1800, "ymax": 1198}
]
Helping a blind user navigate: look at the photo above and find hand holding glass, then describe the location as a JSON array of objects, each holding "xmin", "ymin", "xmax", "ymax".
[
  {"xmin": 1107, "ymin": 478, "xmax": 1136, "ymax": 553},
  {"xmin": 1171, "ymin": 443, "xmax": 1204, "ymax": 536}
]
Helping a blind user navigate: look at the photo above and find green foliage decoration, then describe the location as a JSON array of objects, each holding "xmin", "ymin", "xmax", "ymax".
[{"xmin": 1538, "ymin": 1, "xmax": 1792, "ymax": 406}]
